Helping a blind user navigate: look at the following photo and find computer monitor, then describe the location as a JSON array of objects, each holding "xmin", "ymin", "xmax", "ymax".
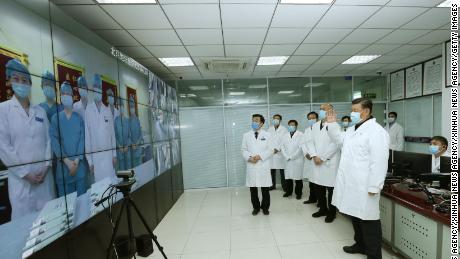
[
  {"xmin": 440, "ymin": 156, "xmax": 452, "ymax": 173},
  {"xmin": 393, "ymin": 151, "xmax": 432, "ymax": 176}
]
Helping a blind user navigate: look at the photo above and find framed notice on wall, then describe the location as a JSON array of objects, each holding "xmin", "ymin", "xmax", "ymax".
[
  {"xmin": 390, "ymin": 70, "xmax": 405, "ymax": 101},
  {"xmin": 0, "ymin": 46, "xmax": 28, "ymax": 102},
  {"xmin": 405, "ymin": 64, "xmax": 423, "ymax": 98},
  {"xmin": 54, "ymin": 58, "xmax": 84, "ymax": 102},
  {"xmin": 423, "ymin": 57, "xmax": 442, "ymax": 95},
  {"xmin": 126, "ymin": 86, "xmax": 138, "ymax": 116}
]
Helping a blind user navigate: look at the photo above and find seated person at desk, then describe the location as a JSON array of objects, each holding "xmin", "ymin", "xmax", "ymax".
[{"xmin": 429, "ymin": 136, "xmax": 450, "ymax": 173}]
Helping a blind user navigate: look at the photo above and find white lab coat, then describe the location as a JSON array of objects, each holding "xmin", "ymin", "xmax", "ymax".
[
  {"xmin": 327, "ymin": 118, "xmax": 390, "ymax": 220},
  {"xmin": 85, "ymin": 102, "xmax": 117, "ymax": 182},
  {"xmin": 386, "ymin": 122, "xmax": 404, "ymax": 151},
  {"xmin": 281, "ymin": 131, "xmax": 305, "ymax": 180},
  {"xmin": 307, "ymin": 121, "xmax": 341, "ymax": 187},
  {"xmin": 432, "ymin": 151, "xmax": 451, "ymax": 173},
  {"xmin": 241, "ymin": 130, "xmax": 274, "ymax": 187},
  {"xmin": 268, "ymin": 125, "xmax": 288, "ymax": 170},
  {"xmin": 0, "ymin": 96, "xmax": 55, "ymax": 219},
  {"xmin": 301, "ymin": 126, "xmax": 314, "ymax": 179},
  {"xmin": 73, "ymin": 100, "xmax": 87, "ymax": 121}
]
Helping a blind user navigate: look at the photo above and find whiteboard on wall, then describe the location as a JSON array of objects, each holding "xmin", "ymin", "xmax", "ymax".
[
  {"xmin": 446, "ymin": 41, "xmax": 451, "ymax": 87},
  {"xmin": 405, "ymin": 64, "xmax": 423, "ymax": 98},
  {"xmin": 423, "ymin": 57, "xmax": 443, "ymax": 95},
  {"xmin": 391, "ymin": 70, "xmax": 405, "ymax": 101}
]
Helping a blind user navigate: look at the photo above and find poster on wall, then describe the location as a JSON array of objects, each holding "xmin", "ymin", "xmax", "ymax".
[
  {"xmin": 390, "ymin": 70, "xmax": 405, "ymax": 101},
  {"xmin": 423, "ymin": 57, "xmax": 442, "ymax": 95},
  {"xmin": 54, "ymin": 58, "xmax": 84, "ymax": 102},
  {"xmin": 101, "ymin": 75, "xmax": 117, "ymax": 107},
  {"xmin": 446, "ymin": 41, "xmax": 451, "ymax": 87},
  {"xmin": 0, "ymin": 46, "xmax": 28, "ymax": 102},
  {"xmin": 405, "ymin": 64, "xmax": 422, "ymax": 98},
  {"xmin": 151, "ymin": 107, "xmax": 169, "ymax": 142},
  {"xmin": 159, "ymin": 81, "xmax": 167, "ymax": 111},
  {"xmin": 126, "ymin": 86, "xmax": 138, "ymax": 116},
  {"xmin": 148, "ymin": 75, "xmax": 159, "ymax": 108},
  {"xmin": 171, "ymin": 139, "xmax": 181, "ymax": 166}
]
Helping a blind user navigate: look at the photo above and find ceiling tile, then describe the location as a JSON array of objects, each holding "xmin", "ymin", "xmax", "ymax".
[
  {"xmin": 402, "ymin": 8, "xmax": 450, "ymax": 29},
  {"xmin": 358, "ymin": 44, "xmax": 402, "ymax": 55},
  {"xmin": 162, "ymin": 4, "xmax": 221, "ymax": 29},
  {"xmin": 160, "ymin": 0, "xmax": 218, "ymax": 3},
  {"xmin": 353, "ymin": 63, "xmax": 385, "ymax": 70},
  {"xmin": 117, "ymin": 46, "xmax": 152, "ymax": 58},
  {"xmin": 280, "ymin": 64, "xmax": 308, "ymax": 72},
  {"xmin": 416, "ymin": 45, "xmax": 442, "ymax": 56},
  {"xmin": 176, "ymin": 29, "xmax": 222, "ymax": 45},
  {"xmin": 333, "ymin": 64, "xmax": 362, "ymax": 70},
  {"xmin": 314, "ymin": 56, "xmax": 349, "ymax": 64},
  {"xmin": 101, "ymin": 5, "xmax": 171, "ymax": 29},
  {"xmin": 52, "ymin": 0, "xmax": 95, "ymax": 4},
  {"xmin": 137, "ymin": 57, "xmax": 164, "ymax": 68},
  {"xmin": 334, "ymin": 0, "xmax": 389, "ymax": 5},
  {"xmin": 223, "ymin": 29, "xmax": 267, "ymax": 44},
  {"xmin": 95, "ymin": 30, "xmax": 140, "ymax": 46},
  {"xmin": 277, "ymin": 71, "xmax": 302, "ymax": 77},
  {"xmin": 386, "ymin": 0, "xmax": 445, "ymax": 7},
  {"xmin": 301, "ymin": 69, "xmax": 327, "ymax": 76},
  {"xmin": 368, "ymin": 55, "xmax": 406, "ymax": 64},
  {"xmin": 307, "ymin": 63, "xmax": 337, "ymax": 70},
  {"xmin": 341, "ymin": 29, "xmax": 393, "ymax": 44},
  {"xmin": 271, "ymin": 5, "xmax": 329, "ymax": 28},
  {"xmin": 376, "ymin": 29, "xmax": 430, "ymax": 44},
  {"xmin": 387, "ymin": 44, "xmax": 434, "ymax": 55},
  {"xmin": 225, "ymin": 45, "xmax": 261, "ymax": 56},
  {"xmin": 221, "ymin": 0, "xmax": 277, "ymax": 3},
  {"xmin": 260, "ymin": 44, "xmax": 298, "ymax": 56},
  {"xmin": 145, "ymin": 45, "xmax": 188, "ymax": 57},
  {"xmin": 265, "ymin": 28, "xmax": 310, "ymax": 44},
  {"xmin": 129, "ymin": 29, "xmax": 181, "ymax": 45},
  {"xmin": 360, "ymin": 7, "xmax": 427, "ymax": 29},
  {"xmin": 326, "ymin": 44, "xmax": 368, "ymax": 55},
  {"xmin": 410, "ymin": 30, "xmax": 450, "ymax": 44},
  {"xmin": 187, "ymin": 45, "xmax": 225, "ymax": 57},
  {"xmin": 254, "ymin": 65, "xmax": 283, "ymax": 72},
  {"xmin": 304, "ymin": 29, "xmax": 353, "ymax": 43},
  {"xmin": 316, "ymin": 6, "xmax": 380, "ymax": 29},
  {"xmin": 221, "ymin": 4, "xmax": 276, "ymax": 28},
  {"xmin": 168, "ymin": 66, "xmax": 199, "ymax": 74},
  {"xmin": 59, "ymin": 5, "xmax": 121, "ymax": 30},
  {"xmin": 294, "ymin": 44, "xmax": 335, "ymax": 55},
  {"xmin": 286, "ymin": 56, "xmax": 320, "ymax": 65}
]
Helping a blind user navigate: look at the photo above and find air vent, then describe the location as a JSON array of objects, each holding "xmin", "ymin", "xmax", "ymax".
[{"xmin": 204, "ymin": 59, "xmax": 248, "ymax": 73}]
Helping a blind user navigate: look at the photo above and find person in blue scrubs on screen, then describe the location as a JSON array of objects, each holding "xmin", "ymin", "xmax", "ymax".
[
  {"xmin": 39, "ymin": 71, "xmax": 63, "ymax": 122},
  {"xmin": 115, "ymin": 99, "xmax": 131, "ymax": 170},
  {"xmin": 129, "ymin": 97, "xmax": 143, "ymax": 167},
  {"xmin": 50, "ymin": 82, "xmax": 87, "ymax": 196}
]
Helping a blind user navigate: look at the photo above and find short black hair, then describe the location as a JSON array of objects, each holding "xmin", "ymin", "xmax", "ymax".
[
  {"xmin": 252, "ymin": 114, "xmax": 265, "ymax": 124},
  {"xmin": 307, "ymin": 111, "xmax": 318, "ymax": 119},
  {"xmin": 341, "ymin": 116, "xmax": 351, "ymax": 121},
  {"xmin": 352, "ymin": 97, "xmax": 373, "ymax": 113},
  {"xmin": 432, "ymin": 136, "xmax": 448, "ymax": 147},
  {"xmin": 388, "ymin": 111, "xmax": 397, "ymax": 118},
  {"xmin": 273, "ymin": 114, "xmax": 282, "ymax": 120},
  {"xmin": 288, "ymin": 120, "xmax": 298, "ymax": 126}
]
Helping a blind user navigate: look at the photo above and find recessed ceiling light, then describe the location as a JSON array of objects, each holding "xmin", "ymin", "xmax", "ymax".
[
  {"xmin": 229, "ymin": 92, "xmax": 246, "ymax": 96},
  {"xmin": 289, "ymin": 94, "xmax": 302, "ymax": 97},
  {"xmin": 353, "ymin": 91, "xmax": 362, "ymax": 99},
  {"xmin": 96, "ymin": 0, "xmax": 156, "ymax": 3},
  {"xmin": 437, "ymin": 0, "xmax": 451, "ymax": 7},
  {"xmin": 342, "ymin": 55, "xmax": 381, "ymax": 65},
  {"xmin": 189, "ymin": 85, "xmax": 209, "ymax": 91},
  {"xmin": 257, "ymin": 56, "xmax": 289, "ymax": 66},
  {"xmin": 278, "ymin": 90, "xmax": 295, "ymax": 94},
  {"xmin": 304, "ymin": 83, "xmax": 325, "ymax": 88},
  {"xmin": 159, "ymin": 57, "xmax": 194, "ymax": 67},
  {"xmin": 187, "ymin": 94, "xmax": 197, "ymax": 97},
  {"xmin": 248, "ymin": 84, "xmax": 267, "ymax": 89},
  {"xmin": 280, "ymin": 0, "xmax": 333, "ymax": 4}
]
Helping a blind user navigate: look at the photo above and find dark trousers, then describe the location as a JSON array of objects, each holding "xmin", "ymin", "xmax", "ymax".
[
  {"xmin": 250, "ymin": 187, "xmax": 270, "ymax": 210},
  {"xmin": 285, "ymin": 179, "xmax": 303, "ymax": 196},
  {"xmin": 307, "ymin": 182, "xmax": 318, "ymax": 202},
  {"xmin": 315, "ymin": 185, "xmax": 336, "ymax": 215},
  {"xmin": 270, "ymin": 169, "xmax": 286, "ymax": 191},
  {"xmin": 350, "ymin": 216, "xmax": 382, "ymax": 259}
]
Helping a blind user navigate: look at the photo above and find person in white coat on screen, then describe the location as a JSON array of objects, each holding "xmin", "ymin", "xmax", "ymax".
[
  {"xmin": 268, "ymin": 114, "xmax": 288, "ymax": 191},
  {"xmin": 301, "ymin": 111, "xmax": 319, "ymax": 205},
  {"xmin": 73, "ymin": 76, "xmax": 89, "ymax": 121},
  {"xmin": 385, "ymin": 111, "xmax": 404, "ymax": 151},
  {"xmin": 307, "ymin": 104, "xmax": 341, "ymax": 223},
  {"xmin": 0, "ymin": 59, "xmax": 55, "ymax": 220},
  {"xmin": 241, "ymin": 114, "xmax": 274, "ymax": 216},
  {"xmin": 281, "ymin": 120, "xmax": 304, "ymax": 200},
  {"xmin": 326, "ymin": 98, "xmax": 389, "ymax": 259},
  {"xmin": 85, "ymin": 74, "xmax": 117, "ymax": 183}
]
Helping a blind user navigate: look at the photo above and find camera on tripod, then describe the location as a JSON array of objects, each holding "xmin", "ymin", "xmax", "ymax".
[{"xmin": 117, "ymin": 169, "xmax": 135, "ymax": 180}]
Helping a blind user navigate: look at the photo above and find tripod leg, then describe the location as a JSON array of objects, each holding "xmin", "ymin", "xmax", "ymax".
[
  {"xmin": 129, "ymin": 200, "xmax": 168, "ymax": 259},
  {"xmin": 106, "ymin": 199, "xmax": 127, "ymax": 259},
  {"xmin": 125, "ymin": 197, "xmax": 137, "ymax": 257}
]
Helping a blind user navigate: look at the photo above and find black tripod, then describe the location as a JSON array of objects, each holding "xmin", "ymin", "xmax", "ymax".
[{"xmin": 100, "ymin": 179, "xmax": 168, "ymax": 259}]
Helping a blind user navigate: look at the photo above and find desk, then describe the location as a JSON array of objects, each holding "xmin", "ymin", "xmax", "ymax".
[{"xmin": 380, "ymin": 183, "xmax": 451, "ymax": 259}]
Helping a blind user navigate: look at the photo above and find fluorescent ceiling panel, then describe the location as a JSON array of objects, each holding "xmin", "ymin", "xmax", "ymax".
[
  {"xmin": 257, "ymin": 56, "xmax": 289, "ymax": 66},
  {"xmin": 159, "ymin": 57, "xmax": 194, "ymax": 67},
  {"xmin": 96, "ymin": 0, "xmax": 156, "ymax": 3},
  {"xmin": 342, "ymin": 55, "xmax": 381, "ymax": 64}
]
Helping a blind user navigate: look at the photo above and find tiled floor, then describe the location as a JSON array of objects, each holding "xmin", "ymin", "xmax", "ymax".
[{"xmin": 148, "ymin": 187, "xmax": 403, "ymax": 259}]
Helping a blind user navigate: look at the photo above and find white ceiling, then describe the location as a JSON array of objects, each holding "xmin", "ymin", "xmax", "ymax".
[{"xmin": 53, "ymin": 0, "xmax": 449, "ymax": 80}]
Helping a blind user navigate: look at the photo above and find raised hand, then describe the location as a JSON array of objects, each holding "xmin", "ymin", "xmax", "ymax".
[{"xmin": 326, "ymin": 109, "xmax": 337, "ymax": 123}]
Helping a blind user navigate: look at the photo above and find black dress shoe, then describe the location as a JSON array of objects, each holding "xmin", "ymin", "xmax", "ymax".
[
  {"xmin": 262, "ymin": 209, "xmax": 270, "ymax": 215},
  {"xmin": 316, "ymin": 203, "xmax": 320, "ymax": 207},
  {"xmin": 269, "ymin": 186, "xmax": 276, "ymax": 191},
  {"xmin": 343, "ymin": 244, "xmax": 365, "ymax": 254},
  {"xmin": 303, "ymin": 199, "xmax": 317, "ymax": 204},
  {"xmin": 252, "ymin": 209, "xmax": 260, "ymax": 216},
  {"xmin": 325, "ymin": 214, "xmax": 336, "ymax": 223},
  {"xmin": 312, "ymin": 210, "xmax": 328, "ymax": 218},
  {"xmin": 296, "ymin": 195, "xmax": 302, "ymax": 200},
  {"xmin": 283, "ymin": 193, "xmax": 291, "ymax": 197}
]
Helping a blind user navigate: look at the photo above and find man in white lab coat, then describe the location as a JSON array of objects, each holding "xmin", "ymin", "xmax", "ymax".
[
  {"xmin": 241, "ymin": 114, "xmax": 274, "ymax": 216},
  {"xmin": 268, "ymin": 114, "xmax": 287, "ymax": 191},
  {"xmin": 326, "ymin": 98, "xmax": 389, "ymax": 259},
  {"xmin": 429, "ymin": 136, "xmax": 450, "ymax": 173},
  {"xmin": 385, "ymin": 111, "xmax": 404, "ymax": 151},
  {"xmin": 85, "ymin": 74, "xmax": 117, "ymax": 183},
  {"xmin": 73, "ymin": 76, "xmax": 89, "ymax": 121},
  {"xmin": 307, "ymin": 104, "xmax": 340, "ymax": 223},
  {"xmin": 0, "ymin": 59, "xmax": 55, "ymax": 220},
  {"xmin": 301, "ymin": 111, "xmax": 318, "ymax": 205},
  {"xmin": 281, "ymin": 120, "xmax": 304, "ymax": 200}
]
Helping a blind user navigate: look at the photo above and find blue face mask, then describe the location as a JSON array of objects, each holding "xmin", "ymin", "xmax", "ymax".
[
  {"xmin": 251, "ymin": 122, "xmax": 260, "ymax": 131},
  {"xmin": 288, "ymin": 125, "xmax": 296, "ymax": 133},
  {"xmin": 272, "ymin": 119, "xmax": 280, "ymax": 126},
  {"xmin": 61, "ymin": 95, "xmax": 73, "ymax": 108},
  {"xmin": 350, "ymin": 112, "xmax": 362, "ymax": 124},
  {"xmin": 429, "ymin": 145, "xmax": 440, "ymax": 155},
  {"xmin": 43, "ymin": 86, "xmax": 56, "ymax": 100},
  {"xmin": 108, "ymin": 96, "xmax": 115, "ymax": 105},
  {"xmin": 342, "ymin": 121, "xmax": 349, "ymax": 127},
  {"xmin": 307, "ymin": 119, "xmax": 316, "ymax": 127},
  {"xmin": 318, "ymin": 110, "xmax": 326, "ymax": 120},
  {"xmin": 12, "ymin": 82, "xmax": 31, "ymax": 98},
  {"xmin": 93, "ymin": 91, "xmax": 102, "ymax": 102},
  {"xmin": 79, "ymin": 88, "xmax": 87, "ymax": 98}
]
